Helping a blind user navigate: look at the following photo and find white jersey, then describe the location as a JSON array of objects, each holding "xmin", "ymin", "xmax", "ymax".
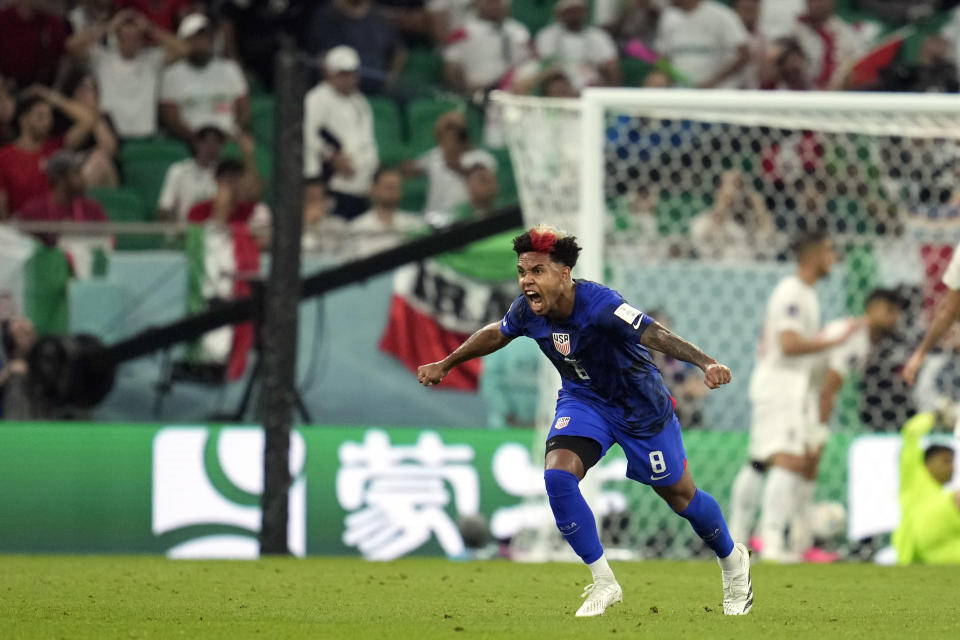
[
  {"xmin": 749, "ymin": 274, "xmax": 821, "ymax": 402},
  {"xmin": 809, "ymin": 317, "xmax": 869, "ymax": 396}
]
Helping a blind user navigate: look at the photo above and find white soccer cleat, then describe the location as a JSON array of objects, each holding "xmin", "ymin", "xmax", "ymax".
[
  {"xmin": 574, "ymin": 579, "xmax": 623, "ymax": 617},
  {"xmin": 720, "ymin": 543, "xmax": 754, "ymax": 616}
]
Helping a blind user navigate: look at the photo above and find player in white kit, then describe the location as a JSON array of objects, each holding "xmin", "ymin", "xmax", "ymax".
[{"xmin": 729, "ymin": 232, "xmax": 859, "ymax": 562}]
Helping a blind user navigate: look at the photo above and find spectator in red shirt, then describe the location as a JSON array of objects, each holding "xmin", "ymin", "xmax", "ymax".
[
  {"xmin": 114, "ymin": 0, "xmax": 192, "ymax": 32},
  {"xmin": 0, "ymin": 0, "xmax": 69, "ymax": 89},
  {"xmin": 17, "ymin": 151, "xmax": 109, "ymax": 247},
  {"xmin": 0, "ymin": 95, "xmax": 62, "ymax": 220}
]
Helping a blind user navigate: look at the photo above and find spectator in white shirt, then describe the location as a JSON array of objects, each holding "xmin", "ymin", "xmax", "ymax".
[
  {"xmin": 401, "ymin": 110, "xmax": 470, "ymax": 216},
  {"xmin": 69, "ymin": 9, "xmax": 188, "ymax": 139},
  {"xmin": 159, "ymin": 13, "xmax": 250, "ymax": 141},
  {"xmin": 534, "ymin": 0, "xmax": 621, "ymax": 89},
  {"xmin": 349, "ymin": 168, "xmax": 424, "ymax": 257},
  {"xmin": 733, "ymin": 0, "xmax": 768, "ymax": 89},
  {"xmin": 303, "ymin": 46, "xmax": 379, "ymax": 220},
  {"xmin": 790, "ymin": 0, "xmax": 859, "ymax": 90},
  {"xmin": 689, "ymin": 170, "xmax": 775, "ymax": 260},
  {"xmin": 443, "ymin": 0, "xmax": 531, "ymax": 95},
  {"xmin": 655, "ymin": 0, "xmax": 750, "ymax": 88},
  {"xmin": 157, "ymin": 124, "xmax": 224, "ymax": 222}
]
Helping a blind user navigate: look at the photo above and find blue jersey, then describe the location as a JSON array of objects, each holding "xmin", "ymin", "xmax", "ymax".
[{"xmin": 500, "ymin": 280, "xmax": 675, "ymax": 436}]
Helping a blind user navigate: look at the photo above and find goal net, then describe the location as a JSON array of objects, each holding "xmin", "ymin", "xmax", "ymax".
[{"xmin": 494, "ymin": 89, "xmax": 960, "ymax": 560}]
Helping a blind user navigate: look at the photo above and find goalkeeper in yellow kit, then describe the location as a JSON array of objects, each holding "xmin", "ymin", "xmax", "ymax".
[{"xmin": 892, "ymin": 411, "xmax": 960, "ymax": 564}]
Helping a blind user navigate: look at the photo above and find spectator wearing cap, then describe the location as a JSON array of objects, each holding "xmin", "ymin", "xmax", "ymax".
[
  {"xmin": 159, "ymin": 13, "xmax": 250, "ymax": 141},
  {"xmin": 534, "ymin": 0, "xmax": 621, "ymax": 89},
  {"xmin": 303, "ymin": 46, "xmax": 379, "ymax": 221},
  {"xmin": 0, "ymin": 95, "xmax": 62, "ymax": 220},
  {"xmin": 69, "ymin": 9, "xmax": 188, "ymax": 139},
  {"xmin": 450, "ymin": 149, "xmax": 499, "ymax": 222},
  {"xmin": 348, "ymin": 168, "xmax": 424, "ymax": 257},
  {"xmin": 401, "ymin": 110, "xmax": 471, "ymax": 216},
  {"xmin": 789, "ymin": 0, "xmax": 859, "ymax": 90},
  {"xmin": 157, "ymin": 125, "xmax": 226, "ymax": 222},
  {"xmin": 655, "ymin": 0, "xmax": 750, "ymax": 88},
  {"xmin": 304, "ymin": 0, "xmax": 407, "ymax": 93},
  {"xmin": 443, "ymin": 0, "xmax": 531, "ymax": 95},
  {"xmin": 16, "ymin": 151, "xmax": 109, "ymax": 248},
  {"xmin": 0, "ymin": 0, "xmax": 69, "ymax": 89}
]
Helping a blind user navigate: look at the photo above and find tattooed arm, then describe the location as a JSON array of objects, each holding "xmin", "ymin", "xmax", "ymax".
[{"xmin": 640, "ymin": 321, "xmax": 732, "ymax": 389}]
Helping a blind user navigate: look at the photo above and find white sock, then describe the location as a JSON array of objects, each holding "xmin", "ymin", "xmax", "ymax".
[
  {"xmin": 588, "ymin": 555, "xmax": 615, "ymax": 582},
  {"xmin": 729, "ymin": 463, "xmax": 765, "ymax": 544},
  {"xmin": 717, "ymin": 544, "xmax": 742, "ymax": 573},
  {"xmin": 790, "ymin": 479, "xmax": 816, "ymax": 554},
  {"xmin": 759, "ymin": 466, "xmax": 802, "ymax": 559}
]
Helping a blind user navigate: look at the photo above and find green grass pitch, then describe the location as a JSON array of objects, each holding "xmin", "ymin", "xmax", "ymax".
[{"xmin": 2, "ymin": 556, "xmax": 958, "ymax": 639}]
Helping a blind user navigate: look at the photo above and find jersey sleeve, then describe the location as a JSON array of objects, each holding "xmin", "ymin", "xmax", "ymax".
[
  {"xmin": 942, "ymin": 242, "xmax": 960, "ymax": 290},
  {"xmin": 500, "ymin": 296, "xmax": 527, "ymax": 339},
  {"xmin": 827, "ymin": 324, "xmax": 864, "ymax": 377},
  {"xmin": 596, "ymin": 289, "xmax": 654, "ymax": 341},
  {"xmin": 767, "ymin": 284, "xmax": 807, "ymax": 334}
]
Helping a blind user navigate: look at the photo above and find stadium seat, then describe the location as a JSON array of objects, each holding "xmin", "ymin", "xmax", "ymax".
[
  {"xmin": 250, "ymin": 94, "xmax": 275, "ymax": 147},
  {"xmin": 118, "ymin": 138, "xmax": 190, "ymax": 167},
  {"xmin": 87, "ymin": 187, "xmax": 163, "ymax": 250},
  {"xmin": 511, "ymin": 0, "xmax": 555, "ymax": 34},
  {"xmin": 369, "ymin": 96, "xmax": 407, "ymax": 166},
  {"xmin": 401, "ymin": 174, "xmax": 428, "ymax": 212},
  {"xmin": 406, "ymin": 97, "xmax": 462, "ymax": 155},
  {"xmin": 399, "ymin": 47, "xmax": 444, "ymax": 87},
  {"xmin": 120, "ymin": 159, "xmax": 174, "ymax": 221}
]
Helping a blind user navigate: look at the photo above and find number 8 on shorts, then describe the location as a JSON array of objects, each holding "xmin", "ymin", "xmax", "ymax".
[{"xmin": 649, "ymin": 450, "xmax": 666, "ymax": 474}]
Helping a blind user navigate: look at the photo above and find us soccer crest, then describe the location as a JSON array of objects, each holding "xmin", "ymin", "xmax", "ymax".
[{"xmin": 552, "ymin": 332, "xmax": 571, "ymax": 356}]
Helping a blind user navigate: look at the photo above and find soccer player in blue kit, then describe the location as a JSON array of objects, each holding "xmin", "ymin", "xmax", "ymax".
[{"xmin": 418, "ymin": 225, "xmax": 753, "ymax": 618}]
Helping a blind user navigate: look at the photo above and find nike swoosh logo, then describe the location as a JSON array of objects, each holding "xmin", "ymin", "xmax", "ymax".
[
  {"xmin": 632, "ymin": 314, "xmax": 644, "ymax": 329},
  {"xmin": 650, "ymin": 473, "xmax": 671, "ymax": 481}
]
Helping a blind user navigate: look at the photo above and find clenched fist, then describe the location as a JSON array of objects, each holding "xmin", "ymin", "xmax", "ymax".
[
  {"xmin": 418, "ymin": 361, "xmax": 449, "ymax": 386},
  {"xmin": 703, "ymin": 363, "xmax": 732, "ymax": 389}
]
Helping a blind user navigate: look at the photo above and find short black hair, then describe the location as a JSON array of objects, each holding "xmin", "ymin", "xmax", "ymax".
[
  {"xmin": 215, "ymin": 157, "xmax": 245, "ymax": 179},
  {"xmin": 924, "ymin": 444, "xmax": 954, "ymax": 463},
  {"xmin": 14, "ymin": 94, "xmax": 46, "ymax": 128},
  {"xmin": 791, "ymin": 230, "xmax": 829, "ymax": 258},
  {"xmin": 865, "ymin": 288, "xmax": 904, "ymax": 309},
  {"xmin": 512, "ymin": 225, "xmax": 581, "ymax": 268}
]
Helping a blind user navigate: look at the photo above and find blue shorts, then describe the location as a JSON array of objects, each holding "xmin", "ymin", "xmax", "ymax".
[{"xmin": 547, "ymin": 399, "xmax": 687, "ymax": 487}]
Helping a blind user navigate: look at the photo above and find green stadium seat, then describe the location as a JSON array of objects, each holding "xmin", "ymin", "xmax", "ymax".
[
  {"xmin": 401, "ymin": 174, "xmax": 428, "ymax": 212},
  {"xmin": 250, "ymin": 94, "xmax": 275, "ymax": 146},
  {"xmin": 87, "ymin": 187, "xmax": 163, "ymax": 250},
  {"xmin": 369, "ymin": 96, "xmax": 407, "ymax": 166},
  {"xmin": 399, "ymin": 47, "xmax": 444, "ymax": 87},
  {"xmin": 407, "ymin": 97, "xmax": 462, "ymax": 155},
  {"xmin": 88, "ymin": 187, "xmax": 146, "ymax": 221},
  {"xmin": 121, "ymin": 159, "xmax": 174, "ymax": 217},
  {"xmin": 118, "ymin": 138, "xmax": 190, "ymax": 167},
  {"xmin": 512, "ymin": 0, "xmax": 554, "ymax": 34},
  {"xmin": 491, "ymin": 148, "xmax": 517, "ymax": 204}
]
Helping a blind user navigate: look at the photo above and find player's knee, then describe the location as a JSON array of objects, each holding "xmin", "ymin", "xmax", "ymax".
[{"xmin": 544, "ymin": 468, "xmax": 580, "ymax": 498}]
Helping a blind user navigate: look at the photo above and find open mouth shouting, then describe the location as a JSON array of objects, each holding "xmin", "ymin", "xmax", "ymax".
[{"xmin": 525, "ymin": 289, "xmax": 544, "ymax": 313}]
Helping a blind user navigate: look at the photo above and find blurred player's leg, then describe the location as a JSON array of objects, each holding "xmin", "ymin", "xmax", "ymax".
[
  {"xmin": 729, "ymin": 461, "xmax": 765, "ymax": 546},
  {"xmin": 759, "ymin": 461, "xmax": 804, "ymax": 562}
]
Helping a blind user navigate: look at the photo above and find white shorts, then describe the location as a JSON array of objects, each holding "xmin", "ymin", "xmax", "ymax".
[{"xmin": 748, "ymin": 397, "xmax": 818, "ymax": 461}]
